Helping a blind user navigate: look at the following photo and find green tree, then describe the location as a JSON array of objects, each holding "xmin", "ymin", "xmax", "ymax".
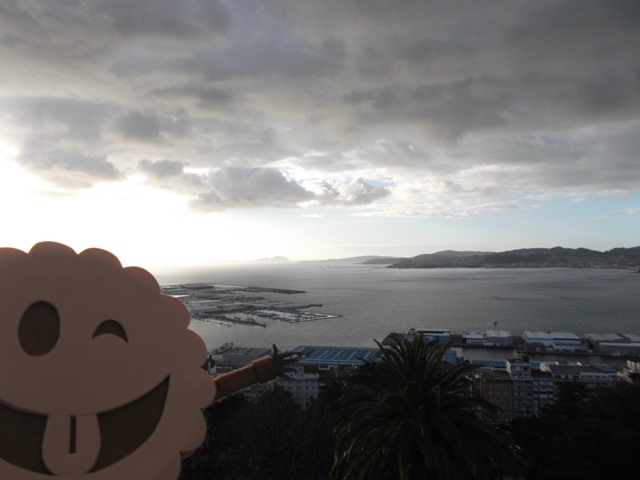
[
  {"xmin": 181, "ymin": 386, "xmax": 335, "ymax": 480},
  {"xmin": 332, "ymin": 337, "xmax": 518, "ymax": 480},
  {"xmin": 512, "ymin": 381, "xmax": 640, "ymax": 479}
]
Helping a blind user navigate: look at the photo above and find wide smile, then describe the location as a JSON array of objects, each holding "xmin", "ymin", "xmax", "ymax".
[{"xmin": 0, "ymin": 376, "xmax": 169, "ymax": 475}]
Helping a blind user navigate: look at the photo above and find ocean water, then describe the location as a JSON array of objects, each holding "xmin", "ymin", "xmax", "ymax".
[{"xmin": 154, "ymin": 264, "xmax": 640, "ymax": 351}]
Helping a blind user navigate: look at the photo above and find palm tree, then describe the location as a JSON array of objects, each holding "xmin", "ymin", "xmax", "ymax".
[{"xmin": 332, "ymin": 336, "xmax": 519, "ymax": 480}]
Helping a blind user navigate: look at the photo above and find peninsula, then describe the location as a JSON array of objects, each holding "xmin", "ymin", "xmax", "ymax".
[{"xmin": 367, "ymin": 246, "xmax": 640, "ymax": 270}]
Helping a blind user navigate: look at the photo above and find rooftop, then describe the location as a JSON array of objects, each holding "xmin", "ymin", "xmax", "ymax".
[
  {"xmin": 292, "ymin": 346, "xmax": 380, "ymax": 366},
  {"xmin": 522, "ymin": 331, "xmax": 581, "ymax": 341}
]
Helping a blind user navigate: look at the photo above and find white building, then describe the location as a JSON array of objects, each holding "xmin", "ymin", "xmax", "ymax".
[
  {"xmin": 275, "ymin": 365, "xmax": 320, "ymax": 406},
  {"xmin": 531, "ymin": 370, "xmax": 556, "ymax": 416},
  {"xmin": 586, "ymin": 333, "xmax": 640, "ymax": 356},
  {"xmin": 406, "ymin": 328, "xmax": 451, "ymax": 343},
  {"xmin": 463, "ymin": 330, "xmax": 513, "ymax": 347},
  {"xmin": 463, "ymin": 331, "xmax": 485, "ymax": 345},
  {"xmin": 485, "ymin": 330, "xmax": 514, "ymax": 346},
  {"xmin": 239, "ymin": 365, "xmax": 320, "ymax": 406},
  {"xmin": 541, "ymin": 362, "xmax": 618, "ymax": 388},
  {"xmin": 506, "ymin": 359, "xmax": 534, "ymax": 417},
  {"xmin": 214, "ymin": 346, "xmax": 272, "ymax": 368},
  {"xmin": 597, "ymin": 342, "xmax": 640, "ymax": 356},
  {"xmin": 522, "ymin": 331, "xmax": 583, "ymax": 352},
  {"xmin": 619, "ymin": 360, "xmax": 640, "ymax": 383}
]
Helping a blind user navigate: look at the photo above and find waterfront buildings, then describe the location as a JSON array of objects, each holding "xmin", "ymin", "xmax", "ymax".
[
  {"xmin": 462, "ymin": 330, "xmax": 514, "ymax": 347},
  {"xmin": 521, "ymin": 331, "xmax": 584, "ymax": 352},
  {"xmin": 291, "ymin": 345, "xmax": 379, "ymax": 367},
  {"xmin": 210, "ymin": 336, "xmax": 631, "ymax": 423},
  {"xmin": 213, "ymin": 346, "xmax": 272, "ymax": 368},
  {"xmin": 211, "ymin": 345, "xmax": 379, "ymax": 405},
  {"xmin": 406, "ymin": 328, "xmax": 451, "ymax": 343},
  {"xmin": 585, "ymin": 333, "xmax": 640, "ymax": 356}
]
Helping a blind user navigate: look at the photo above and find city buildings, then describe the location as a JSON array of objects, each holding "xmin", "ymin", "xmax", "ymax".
[
  {"xmin": 478, "ymin": 369, "xmax": 513, "ymax": 424},
  {"xmin": 585, "ymin": 333, "xmax": 640, "ymax": 356},
  {"xmin": 521, "ymin": 331, "xmax": 585, "ymax": 352},
  {"xmin": 210, "ymin": 335, "xmax": 631, "ymax": 424},
  {"xmin": 211, "ymin": 345, "xmax": 379, "ymax": 406},
  {"xmin": 463, "ymin": 330, "xmax": 514, "ymax": 347},
  {"xmin": 406, "ymin": 328, "xmax": 451, "ymax": 343}
]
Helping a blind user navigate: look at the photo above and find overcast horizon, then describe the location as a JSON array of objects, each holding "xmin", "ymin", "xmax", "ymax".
[{"xmin": 1, "ymin": 1, "xmax": 639, "ymax": 268}]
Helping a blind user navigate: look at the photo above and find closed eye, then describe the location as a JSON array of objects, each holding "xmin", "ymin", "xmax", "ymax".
[{"xmin": 92, "ymin": 320, "xmax": 128, "ymax": 342}]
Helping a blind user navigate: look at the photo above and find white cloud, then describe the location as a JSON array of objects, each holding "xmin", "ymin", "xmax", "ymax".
[{"xmin": 1, "ymin": 0, "xmax": 639, "ymax": 220}]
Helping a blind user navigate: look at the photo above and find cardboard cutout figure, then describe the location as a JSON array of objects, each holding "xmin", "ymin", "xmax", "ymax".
[{"xmin": 0, "ymin": 242, "xmax": 258, "ymax": 480}]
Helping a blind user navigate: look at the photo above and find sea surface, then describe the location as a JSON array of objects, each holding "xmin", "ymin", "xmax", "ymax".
[{"xmin": 154, "ymin": 264, "xmax": 640, "ymax": 353}]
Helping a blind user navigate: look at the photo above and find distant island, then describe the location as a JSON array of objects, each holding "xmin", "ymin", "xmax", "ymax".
[
  {"xmin": 364, "ymin": 246, "xmax": 640, "ymax": 270},
  {"xmin": 251, "ymin": 256, "xmax": 291, "ymax": 264}
]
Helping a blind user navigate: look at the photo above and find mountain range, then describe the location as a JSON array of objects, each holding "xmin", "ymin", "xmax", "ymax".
[
  {"xmin": 245, "ymin": 247, "xmax": 640, "ymax": 270},
  {"xmin": 361, "ymin": 246, "xmax": 640, "ymax": 270}
]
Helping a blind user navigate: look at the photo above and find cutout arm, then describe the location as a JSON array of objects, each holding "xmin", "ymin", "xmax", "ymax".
[
  {"xmin": 212, "ymin": 356, "xmax": 277, "ymax": 401},
  {"xmin": 210, "ymin": 345, "xmax": 297, "ymax": 401}
]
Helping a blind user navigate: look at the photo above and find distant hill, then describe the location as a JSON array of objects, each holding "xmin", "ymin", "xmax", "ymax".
[
  {"xmin": 251, "ymin": 256, "xmax": 291, "ymax": 264},
  {"xmin": 432, "ymin": 250, "xmax": 493, "ymax": 258},
  {"xmin": 362, "ymin": 256, "xmax": 410, "ymax": 265},
  {"xmin": 300, "ymin": 255, "xmax": 394, "ymax": 264},
  {"xmin": 388, "ymin": 246, "xmax": 640, "ymax": 270}
]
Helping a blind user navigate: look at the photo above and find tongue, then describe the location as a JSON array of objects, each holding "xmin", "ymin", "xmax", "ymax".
[{"xmin": 42, "ymin": 414, "xmax": 101, "ymax": 476}]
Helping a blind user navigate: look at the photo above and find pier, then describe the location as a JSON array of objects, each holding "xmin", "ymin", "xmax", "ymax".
[{"xmin": 162, "ymin": 283, "xmax": 341, "ymax": 327}]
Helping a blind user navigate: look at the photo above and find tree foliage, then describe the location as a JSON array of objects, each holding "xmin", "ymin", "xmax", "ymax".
[
  {"xmin": 332, "ymin": 337, "xmax": 519, "ymax": 480},
  {"xmin": 512, "ymin": 381, "xmax": 640, "ymax": 479},
  {"xmin": 181, "ymin": 386, "xmax": 336, "ymax": 480}
]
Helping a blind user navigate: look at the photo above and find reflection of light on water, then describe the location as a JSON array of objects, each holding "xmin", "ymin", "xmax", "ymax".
[{"xmin": 184, "ymin": 265, "xmax": 640, "ymax": 352}]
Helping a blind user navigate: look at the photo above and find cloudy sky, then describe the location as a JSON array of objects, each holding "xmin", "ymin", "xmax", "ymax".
[{"xmin": 1, "ymin": 0, "xmax": 639, "ymax": 268}]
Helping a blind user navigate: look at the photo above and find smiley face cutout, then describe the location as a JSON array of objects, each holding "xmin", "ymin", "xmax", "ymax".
[{"xmin": 0, "ymin": 242, "xmax": 216, "ymax": 480}]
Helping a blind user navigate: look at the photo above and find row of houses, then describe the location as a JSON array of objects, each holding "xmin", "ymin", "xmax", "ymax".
[
  {"xmin": 206, "ymin": 345, "xmax": 380, "ymax": 406},
  {"xmin": 207, "ymin": 342, "xmax": 632, "ymax": 422},
  {"xmin": 404, "ymin": 327, "xmax": 640, "ymax": 356},
  {"xmin": 472, "ymin": 357, "xmax": 620, "ymax": 424}
]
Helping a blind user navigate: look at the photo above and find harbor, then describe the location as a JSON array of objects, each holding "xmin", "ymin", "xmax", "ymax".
[
  {"xmin": 162, "ymin": 282, "xmax": 342, "ymax": 327},
  {"xmin": 383, "ymin": 327, "xmax": 640, "ymax": 360}
]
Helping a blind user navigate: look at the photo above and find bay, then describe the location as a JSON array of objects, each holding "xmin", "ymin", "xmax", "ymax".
[{"xmin": 154, "ymin": 264, "xmax": 640, "ymax": 352}]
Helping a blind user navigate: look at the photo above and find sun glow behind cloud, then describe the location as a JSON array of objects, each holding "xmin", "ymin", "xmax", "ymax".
[
  {"xmin": 0, "ymin": 148, "xmax": 291, "ymax": 268},
  {"xmin": 1, "ymin": 1, "xmax": 639, "ymax": 267}
]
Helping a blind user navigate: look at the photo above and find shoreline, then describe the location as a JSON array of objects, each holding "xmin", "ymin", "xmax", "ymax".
[{"xmin": 382, "ymin": 331, "xmax": 640, "ymax": 361}]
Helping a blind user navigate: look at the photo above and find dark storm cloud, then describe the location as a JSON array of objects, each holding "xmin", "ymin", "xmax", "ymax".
[
  {"xmin": 1, "ymin": 0, "xmax": 639, "ymax": 214},
  {"xmin": 190, "ymin": 167, "xmax": 314, "ymax": 211},
  {"xmin": 6, "ymin": 97, "xmax": 122, "ymax": 188},
  {"xmin": 112, "ymin": 111, "xmax": 163, "ymax": 141},
  {"xmin": 136, "ymin": 163, "xmax": 388, "ymax": 211},
  {"xmin": 152, "ymin": 84, "xmax": 237, "ymax": 110},
  {"xmin": 93, "ymin": 0, "xmax": 231, "ymax": 38},
  {"xmin": 342, "ymin": 78, "xmax": 511, "ymax": 140},
  {"xmin": 482, "ymin": 123, "xmax": 640, "ymax": 190},
  {"xmin": 18, "ymin": 149, "xmax": 123, "ymax": 189},
  {"xmin": 138, "ymin": 159, "xmax": 184, "ymax": 178},
  {"xmin": 174, "ymin": 32, "xmax": 345, "ymax": 83},
  {"xmin": 110, "ymin": 109, "xmax": 192, "ymax": 143},
  {"xmin": 9, "ymin": 97, "xmax": 109, "ymax": 142}
]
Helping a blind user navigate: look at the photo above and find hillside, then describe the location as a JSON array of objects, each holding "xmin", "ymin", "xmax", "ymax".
[
  {"xmin": 361, "ymin": 256, "xmax": 410, "ymax": 265},
  {"xmin": 301, "ymin": 255, "xmax": 397, "ymax": 264},
  {"xmin": 388, "ymin": 246, "xmax": 640, "ymax": 270}
]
